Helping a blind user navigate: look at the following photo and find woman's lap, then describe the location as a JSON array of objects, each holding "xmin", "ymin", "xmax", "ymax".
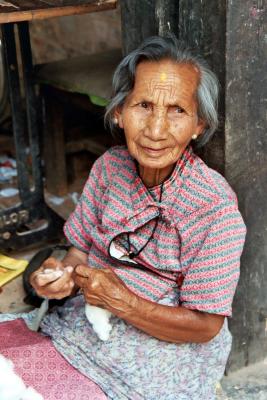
[
  {"xmin": 0, "ymin": 294, "xmax": 231, "ymax": 399},
  {"xmin": 37, "ymin": 295, "xmax": 232, "ymax": 400}
]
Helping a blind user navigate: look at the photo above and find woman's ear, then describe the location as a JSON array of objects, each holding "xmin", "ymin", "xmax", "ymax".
[
  {"xmin": 196, "ymin": 118, "xmax": 206, "ymax": 136},
  {"xmin": 114, "ymin": 108, "xmax": 124, "ymax": 129}
]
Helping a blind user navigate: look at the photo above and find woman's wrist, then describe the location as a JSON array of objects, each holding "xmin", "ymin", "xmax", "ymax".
[
  {"xmin": 109, "ymin": 289, "xmax": 141, "ymax": 319},
  {"xmin": 62, "ymin": 247, "xmax": 87, "ymax": 269}
]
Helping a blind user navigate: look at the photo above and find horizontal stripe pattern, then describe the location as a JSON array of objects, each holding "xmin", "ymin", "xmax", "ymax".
[{"xmin": 64, "ymin": 145, "xmax": 246, "ymax": 316}]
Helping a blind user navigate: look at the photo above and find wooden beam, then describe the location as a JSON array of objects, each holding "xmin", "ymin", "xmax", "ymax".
[
  {"xmin": 155, "ymin": 0, "xmax": 179, "ymax": 37},
  {"xmin": 178, "ymin": 0, "xmax": 226, "ymax": 175},
  {"xmin": 0, "ymin": 0, "xmax": 117, "ymax": 23},
  {"xmin": 120, "ymin": 0, "xmax": 157, "ymax": 55},
  {"xmin": 225, "ymin": 0, "xmax": 267, "ymax": 372}
]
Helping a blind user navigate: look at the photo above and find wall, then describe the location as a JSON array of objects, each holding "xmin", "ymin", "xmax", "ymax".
[
  {"xmin": 30, "ymin": 6, "xmax": 121, "ymax": 63},
  {"xmin": 225, "ymin": 0, "xmax": 267, "ymax": 370}
]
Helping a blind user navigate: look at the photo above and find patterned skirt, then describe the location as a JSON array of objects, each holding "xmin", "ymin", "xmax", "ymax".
[{"xmin": 29, "ymin": 293, "xmax": 232, "ymax": 400}]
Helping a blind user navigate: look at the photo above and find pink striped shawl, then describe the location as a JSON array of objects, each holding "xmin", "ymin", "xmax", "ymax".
[{"xmin": 64, "ymin": 146, "xmax": 246, "ymax": 316}]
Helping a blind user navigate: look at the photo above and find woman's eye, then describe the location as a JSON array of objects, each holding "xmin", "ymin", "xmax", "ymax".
[
  {"xmin": 140, "ymin": 102, "xmax": 149, "ymax": 109},
  {"xmin": 175, "ymin": 106, "xmax": 184, "ymax": 113}
]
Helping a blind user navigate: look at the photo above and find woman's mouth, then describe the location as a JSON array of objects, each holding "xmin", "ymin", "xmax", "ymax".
[{"xmin": 141, "ymin": 146, "xmax": 168, "ymax": 157}]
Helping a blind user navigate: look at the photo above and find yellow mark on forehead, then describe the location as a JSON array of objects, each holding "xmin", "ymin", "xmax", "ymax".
[{"xmin": 160, "ymin": 72, "xmax": 167, "ymax": 82}]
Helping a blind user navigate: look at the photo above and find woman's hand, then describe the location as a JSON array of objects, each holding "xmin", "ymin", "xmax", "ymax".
[
  {"xmin": 74, "ymin": 265, "xmax": 135, "ymax": 313},
  {"xmin": 75, "ymin": 265, "xmax": 224, "ymax": 344},
  {"xmin": 29, "ymin": 257, "xmax": 75, "ymax": 300}
]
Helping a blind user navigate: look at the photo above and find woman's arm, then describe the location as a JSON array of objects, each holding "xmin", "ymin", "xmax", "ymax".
[
  {"xmin": 116, "ymin": 292, "xmax": 224, "ymax": 343},
  {"xmin": 30, "ymin": 247, "xmax": 87, "ymax": 300},
  {"xmin": 74, "ymin": 266, "xmax": 224, "ymax": 344}
]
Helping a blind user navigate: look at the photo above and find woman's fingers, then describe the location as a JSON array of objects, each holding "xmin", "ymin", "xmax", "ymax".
[
  {"xmin": 44, "ymin": 278, "xmax": 75, "ymax": 299},
  {"xmin": 74, "ymin": 266, "xmax": 123, "ymax": 290},
  {"xmin": 74, "ymin": 266, "xmax": 130, "ymax": 311},
  {"xmin": 74, "ymin": 274, "xmax": 88, "ymax": 290},
  {"xmin": 34, "ymin": 269, "xmax": 64, "ymax": 287},
  {"xmin": 31, "ymin": 258, "xmax": 74, "ymax": 299},
  {"xmin": 30, "ymin": 257, "xmax": 61, "ymax": 285},
  {"xmin": 75, "ymin": 264, "xmax": 91, "ymax": 278},
  {"xmin": 39, "ymin": 268, "xmax": 72, "ymax": 293},
  {"xmin": 74, "ymin": 264, "xmax": 94, "ymax": 289},
  {"xmin": 42, "ymin": 257, "xmax": 59, "ymax": 269}
]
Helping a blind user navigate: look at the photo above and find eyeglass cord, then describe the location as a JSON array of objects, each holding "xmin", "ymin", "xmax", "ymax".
[{"xmin": 127, "ymin": 182, "xmax": 164, "ymax": 259}]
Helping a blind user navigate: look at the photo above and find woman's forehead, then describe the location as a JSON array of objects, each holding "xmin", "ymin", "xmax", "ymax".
[{"xmin": 133, "ymin": 59, "xmax": 200, "ymax": 98}]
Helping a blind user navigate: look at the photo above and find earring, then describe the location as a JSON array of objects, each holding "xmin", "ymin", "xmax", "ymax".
[
  {"xmin": 192, "ymin": 134, "xmax": 198, "ymax": 140},
  {"xmin": 113, "ymin": 117, "xmax": 118, "ymax": 125}
]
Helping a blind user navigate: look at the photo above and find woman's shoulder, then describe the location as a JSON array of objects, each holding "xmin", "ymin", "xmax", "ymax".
[
  {"xmin": 191, "ymin": 155, "xmax": 238, "ymax": 205},
  {"xmin": 92, "ymin": 145, "xmax": 132, "ymax": 177},
  {"xmin": 86, "ymin": 146, "xmax": 134, "ymax": 191},
  {"xmin": 100, "ymin": 145, "xmax": 131, "ymax": 164}
]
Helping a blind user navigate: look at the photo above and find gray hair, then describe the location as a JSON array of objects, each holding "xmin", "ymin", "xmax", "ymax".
[{"xmin": 105, "ymin": 35, "xmax": 219, "ymax": 147}]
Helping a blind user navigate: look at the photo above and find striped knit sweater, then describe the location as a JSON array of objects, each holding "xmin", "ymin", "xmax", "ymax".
[{"xmin": 64, "ymin": 145, "xmax": 246, "ymax": 316}]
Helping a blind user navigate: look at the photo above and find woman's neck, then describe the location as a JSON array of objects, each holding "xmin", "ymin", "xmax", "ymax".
[{"xmin": 138, "ymin": 164, "xmax": 175, "ymax": 188}]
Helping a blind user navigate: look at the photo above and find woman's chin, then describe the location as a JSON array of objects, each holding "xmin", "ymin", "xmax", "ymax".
[
  {"xmin": 130, "ymin": 144, "xmax": 185, "ymax": 170},
  {"xmin": 135, "ymin": 152, "xmax": 176, "ymax": 171}
]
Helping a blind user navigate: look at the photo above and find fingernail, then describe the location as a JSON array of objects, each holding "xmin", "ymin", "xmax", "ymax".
[{"xmin": 65, "ymin": 266, "xmax": 73, "ymax": 273}]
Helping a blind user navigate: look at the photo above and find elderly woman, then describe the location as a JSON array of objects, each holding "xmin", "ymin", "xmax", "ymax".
[{"xmin": 30, "ymin": 36, "xmax": 246, "ymax": 399}]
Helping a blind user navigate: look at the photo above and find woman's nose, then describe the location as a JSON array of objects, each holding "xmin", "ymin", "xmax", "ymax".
[{"xmin": 144, "ymin": 112, "xmax": 168, "ymax": 141}]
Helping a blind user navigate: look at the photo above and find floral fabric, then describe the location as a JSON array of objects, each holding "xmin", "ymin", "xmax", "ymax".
[{"xmin": 39, "ymin": 294, "xmax": 232, "ymax": 400}]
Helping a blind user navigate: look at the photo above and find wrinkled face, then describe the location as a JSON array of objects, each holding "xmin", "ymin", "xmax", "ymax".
[{"xmin": 115, "ymin": 59, "xmax": 205, "ymax": 180}]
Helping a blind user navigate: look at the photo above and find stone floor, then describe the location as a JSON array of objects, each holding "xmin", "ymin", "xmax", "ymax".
[{"xmin": 219, "ymin": 361, "xmax": 267, "ymax": 400}]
